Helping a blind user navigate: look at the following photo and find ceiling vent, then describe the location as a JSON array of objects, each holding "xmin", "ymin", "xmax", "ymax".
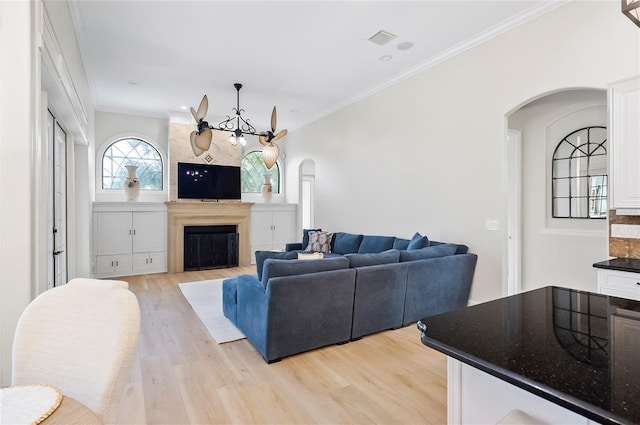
[{"xmin": 368, "ymin": 30, "xmax": 396, "ymax": 46}]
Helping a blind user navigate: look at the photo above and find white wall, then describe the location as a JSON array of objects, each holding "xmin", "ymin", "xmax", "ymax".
[
  {"xmin": 0, "ymin": 0, "xmax": 95, "ymax": 385},
  {"xmin": 509, "ymin": 90, "xmax": 608, "ymax": 292},
  {"xmin": 0, "ymin": 0, "xmax": 36, "ymax": 387},
  {"xmin": 285, "ymin": 1, "xmax": 640, "ymax": 303},
  {"xmin": 94, "ymin": 111, "xmax": 169, "ymax": 202}
]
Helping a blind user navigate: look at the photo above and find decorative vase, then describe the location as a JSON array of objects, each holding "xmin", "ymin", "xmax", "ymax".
[
  {"xmin": 261, "ymin": 173, "xmax": 273, "ymax": 203},
  {"xmin": 124, "ymin": 165, "xmax": 141, "ymax": 201}
]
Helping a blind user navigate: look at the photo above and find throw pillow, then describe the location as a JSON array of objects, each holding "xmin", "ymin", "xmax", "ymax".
[
  {"xmin": 407, "ymin": 232, "xmax": 430, "ymax": 250},
  {"xmin": 399, "ymin": 244, "xmax": 458, "ymax": 262},
  {"xmin": 305, "ymin": 231, "xmax": 334, "ymax": 253},
  {"xmin": 302, "ymin": 228, "xmax": 322, "ymax": 249}
]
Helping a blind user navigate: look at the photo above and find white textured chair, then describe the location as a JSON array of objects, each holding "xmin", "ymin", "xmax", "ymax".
[{"xmin": 12, "ymin": 278, "xmax": 140, "ymax": 424}]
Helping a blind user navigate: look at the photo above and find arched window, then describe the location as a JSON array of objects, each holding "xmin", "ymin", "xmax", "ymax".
[
  {"xmin": 241, "ymin": 151, "xmax": 280, "ymax": 194},
  {"xmin": 552, "ymin": 126, "xmax": 607, "ymax": 219},
  {"xmin": 102, "ymin": 138, "xmax": 163, "ymax": 190}
]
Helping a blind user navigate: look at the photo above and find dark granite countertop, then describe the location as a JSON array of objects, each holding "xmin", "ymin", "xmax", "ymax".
[
  {"xmin": 593, "ymin": 258, "xmax": 640, "ymax": 274},
  {"xmin": 418, "ymin": 286, "xmax": 640, "ymax": 425}
]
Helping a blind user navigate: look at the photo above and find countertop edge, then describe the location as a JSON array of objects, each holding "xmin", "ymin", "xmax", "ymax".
[
  {"xmin": 593, "ymin": 258, "xmax": 640, "ymax": 273},
  {"xmin": 420, "ymin": 334, "xmax": 626, "ymax": 425}
]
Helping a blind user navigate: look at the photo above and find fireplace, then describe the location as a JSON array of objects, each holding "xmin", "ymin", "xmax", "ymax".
[
  {"xmin": 184, "ymin": 225, "xmax": 238, "ymax": 270},
  {"xmin": 165, "ymin": 201, "xmax": 253, "ymax": 273}
]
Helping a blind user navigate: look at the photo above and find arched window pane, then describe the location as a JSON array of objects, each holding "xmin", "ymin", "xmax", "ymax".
[
  {"xmin": 102, "ymin": 138, "xmax": 163, "ymax": 190},
  {"xmin": 552, "ymin": 126, "xmax": 607, "ymax": 219},
  {"xmin": 241, "ymin": 151, "xmax": 280, "ymax": 193}
]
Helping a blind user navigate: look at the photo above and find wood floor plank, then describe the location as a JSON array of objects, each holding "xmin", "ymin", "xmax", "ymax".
[{"xmin": 114, "ymin": 267, "xmax": 447, "ymax": 424}]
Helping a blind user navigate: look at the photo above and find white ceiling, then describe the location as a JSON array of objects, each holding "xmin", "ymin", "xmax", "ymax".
[{"xmin": 69, "ymin": 0, "xmax": 564, "ymax": 132}]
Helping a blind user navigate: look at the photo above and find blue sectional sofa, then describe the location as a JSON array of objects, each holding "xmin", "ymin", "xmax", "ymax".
[{"xmin": 223, "ymin": 231, "xmax": 477, "ymax": 363}]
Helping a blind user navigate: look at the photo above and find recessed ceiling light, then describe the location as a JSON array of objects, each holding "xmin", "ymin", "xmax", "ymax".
[
  {"xmin": 290, "ymin": 109, "xmax": 299, "ymax": 113},
  {"xmin": 128, "ymin": 80, "xmax": 138, "ymax": 85},
  {"xmin": 368, "ymin": 30, "xmax": 396, "ymax": 46},
  {"xmin": 397, "ymin": 41, "xmax": 414, "ymax": 51},
  {"xmin": 180, "ymin": 105, "xmax": 188, "ymax": 110},
  {"xmin": 379, "ymin": 55, "xmax": 393, "ymax": 62}
]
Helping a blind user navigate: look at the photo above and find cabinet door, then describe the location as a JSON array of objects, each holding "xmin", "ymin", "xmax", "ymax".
[
  {"xmin": 148, "ymin": 252, "xmax": 166, "ymax": 271},
  {"xmin": 96, "ymin": 212, "xmax": 132, "ymax": 255},
  {"xmin": 95, "ymin": 254, "xmax": 131, "ymax": 276},
  {"xmin": 272, "ymin": 210, "xmax": 296, "ymax": 246},
  {"xmin": 251, "ymin": 211, "xmax": 274, "ymax": 246},
  {"xmin": 610, "ymin": 77, "xmax": 640, "ymax": 210},
  {"xmin": 132, "ymin": 211, "xmax": 166, "ymax": 253},
  {"xmin": 113, "ymin": 254, "xmax": 132, "ymax": 274}
]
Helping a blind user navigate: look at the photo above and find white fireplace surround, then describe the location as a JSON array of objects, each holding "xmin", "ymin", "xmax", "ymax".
[{"xmin": 166, "ymin": 201, "xmax": 253, "ymax": 272}]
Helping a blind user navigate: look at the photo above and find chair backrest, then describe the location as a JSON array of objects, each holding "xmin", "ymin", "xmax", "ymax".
[{"xmin": 11, "ymin": 278, "xmax": 140, "ymax": 424}]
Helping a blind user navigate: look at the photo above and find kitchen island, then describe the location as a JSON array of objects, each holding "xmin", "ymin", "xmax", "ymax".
[{"xmin": 418, "ymin": 286, "xmax": 639, "ymax": 425}]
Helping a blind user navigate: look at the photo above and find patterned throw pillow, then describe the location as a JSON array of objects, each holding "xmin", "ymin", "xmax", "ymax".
[{"xmin": 305, "ymin": 231, "xmax": 334, "ymax": 253}]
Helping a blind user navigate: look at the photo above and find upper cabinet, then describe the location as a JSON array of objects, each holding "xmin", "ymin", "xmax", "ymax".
[{"xmin": 609, "ymin": 76, "xmax": 640, "ymax": 214}]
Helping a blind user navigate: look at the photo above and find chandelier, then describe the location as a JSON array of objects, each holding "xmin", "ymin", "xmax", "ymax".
[
  {"xmin": 623, "ymin": 0, "xmax": 640, "ymax": 27},
  {"xmin": 189, "ymin": 83, "xmax": 288, "ymax": 169}
]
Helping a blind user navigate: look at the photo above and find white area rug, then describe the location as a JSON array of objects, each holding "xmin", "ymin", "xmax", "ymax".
[{"xmin": 178, "ymin": 278, "xmax": 246, "ymax": 344}]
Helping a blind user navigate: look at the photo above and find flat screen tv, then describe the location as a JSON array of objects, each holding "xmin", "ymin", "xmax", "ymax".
[{"xmin": 177, "ymin": 162, "xmax": 241, "ymax": 200}]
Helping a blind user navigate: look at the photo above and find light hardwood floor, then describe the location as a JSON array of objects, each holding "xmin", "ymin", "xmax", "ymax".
[{"xmin": 114, "ymin": 267, "xmax": 447, "ymax": 424}]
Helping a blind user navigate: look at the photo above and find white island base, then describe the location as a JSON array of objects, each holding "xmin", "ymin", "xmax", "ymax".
[{"xmin": 447, "ymin": 358, "xmax": 597, "ymax": 425}]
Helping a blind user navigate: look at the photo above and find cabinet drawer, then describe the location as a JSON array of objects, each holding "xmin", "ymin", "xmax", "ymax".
[{"xmin": 598, "ymin": 270, "xmax": 640, "ymax": 301}]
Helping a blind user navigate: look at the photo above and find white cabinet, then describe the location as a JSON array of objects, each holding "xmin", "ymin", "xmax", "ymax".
[
  {"xmin": 250, "ymin": 204, "xmax": 296, "ymax": 263},
  {"xmin": 93, "ymin": 202, "xmax": 167, "ymax": 278},
  {"xmin": 449, "ymin": 359, "xmax": 593, "ymax": 425},
  {"xmin": 597, "ymin": 268, "xmax": 640, "ymax": 301},
  {"xmin": 609, "ymin": 76, "xmax": 640, "ymax": 213}
]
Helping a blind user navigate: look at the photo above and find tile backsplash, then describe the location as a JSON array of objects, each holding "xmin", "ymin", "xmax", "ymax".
[{"xmin": 609, "ymin": 210, "xmax": 640, "ymax": 259}]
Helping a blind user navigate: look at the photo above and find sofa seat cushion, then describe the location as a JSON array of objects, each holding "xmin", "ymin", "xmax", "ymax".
[
  {"xmin": 255, "ymin": 250, "xmax": 297, "ymax": 280},
  {"xmin": 332, "ymin": 232, "xmax": 364, "ymax": 254},
  {"xmin": 345, "ymin": 250, "xmax": 400, "ymax": 268},
  {"xmin": 358, "ymin": 235, "xmax": 396, "ymax": 254},
  {"xmin": 399, "ymin": 244, "xmax": 458, "ymax": 262},
  {"xmin": 261, "ymin": 256, "xmax": 349, "ymax": 287},
  {"xmin": 407, "ymin": 232, "xmax": 430, "ymax": 250}
]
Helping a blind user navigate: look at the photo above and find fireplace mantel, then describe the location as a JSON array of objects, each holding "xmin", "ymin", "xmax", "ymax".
[{"xmin": 166, "ymin": 201, "xmax": 253, "ymax": 272}]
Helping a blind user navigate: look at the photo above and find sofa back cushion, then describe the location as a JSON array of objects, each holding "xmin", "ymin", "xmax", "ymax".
[
  {"xmin": 332, "ymin": 232, "xmax": 364, "ymax": 254},
  {"xmin": 430, "ymin": 240, "xmax": 469, "ymax": 254},
  {"xmin": 345, "ymin": 249, "xmax": 400, "ymax": 268},
  {"xmin": 255, "ymin": 251, "xmax": 298, "ymax": 280},
  {"xmin": 358, "ymin": 235, "xmax": 396, "ymax": 254},
  {"xmin": 399, "ymin": 244, "xmax": 458, "ymax": 262},
  {"xmin": 261, "ymin": 256, "xmax": 349, "ymax": 287},
  {"xmin": 392, "ymin": 238, "xmax": 410, "ymax": 250}
]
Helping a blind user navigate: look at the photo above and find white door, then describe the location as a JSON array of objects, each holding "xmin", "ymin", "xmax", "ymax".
[
  {"xmin": 46, "ymin": 111, "xmax": 55, "ymax": 289},
  {"xmin": 47, "ymin": 112, "xmax": 67, "ymax": 286}
]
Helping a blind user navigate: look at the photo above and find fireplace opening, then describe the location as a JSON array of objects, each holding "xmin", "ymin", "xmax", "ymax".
[{"xmin": 184, "ymin": 225, "xmax": 239, "ymax": 271}]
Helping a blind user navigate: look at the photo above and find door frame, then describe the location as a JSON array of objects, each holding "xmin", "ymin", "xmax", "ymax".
[{"xmin": 507, "ymin": 129, "xmax": 522, "ymax": 296}]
